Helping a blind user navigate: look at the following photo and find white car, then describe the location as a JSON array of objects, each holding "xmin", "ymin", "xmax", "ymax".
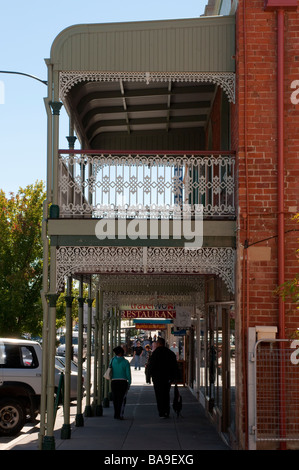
[
  {"xmin": 56, "ymin": 332, "xmax": 87, "ymax": 359},
  {"xmin": 55, "ymin": 355, "xmax": 87, "ymax": 384},
  {"xmin": 0, "ymin": 338, "xmax": 83, "ymax": 437}
]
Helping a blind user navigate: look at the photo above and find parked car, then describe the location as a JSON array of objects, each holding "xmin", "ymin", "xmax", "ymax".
[
  {"xmin": 55, "ymin": 355, "xmax": 87, "ymax": 384},
  {"xmin": 55, "ymin": 357, "xmax": 84, "ymax": 400},
  {"xmin": 56, "ymin": 331, "xmax": 87, "ymax": 360},
  {"xmin": 0, "ymin": 338, "xmax": 83, "ymax": 437}
]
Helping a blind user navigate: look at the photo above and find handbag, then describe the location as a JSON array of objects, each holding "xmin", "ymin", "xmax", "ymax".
[
  {"xmin": 103, "ymin": 366, "xmax": 112, "ymax": 380},
  {"xmin": 103, "ymin": 358, "xmax": 113, "ymax": 380}
]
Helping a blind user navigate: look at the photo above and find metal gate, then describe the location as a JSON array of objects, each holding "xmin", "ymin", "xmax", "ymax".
[{"xmin": 248, "ymin": 330, "xmax": 299, "ymax": 449}]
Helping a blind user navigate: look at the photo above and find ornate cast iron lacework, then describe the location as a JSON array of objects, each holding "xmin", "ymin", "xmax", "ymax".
[
  {"xmin": 56, "ymin": 246, "xmax": 235, "ymax": 294},
  {"xmin": 94, "ymin": 274, "xmax": 206, "ymax": 310},
  {"xmin": 102, "ymin": 284, "xmax": 206, "ymax": 311},
  {"xmin": 59, "ymin": 71, "xmax": 236, "ymax": 103},
  {"xmin": 58, "ymin": 151, "xmax": 235, "ymax": 218}
]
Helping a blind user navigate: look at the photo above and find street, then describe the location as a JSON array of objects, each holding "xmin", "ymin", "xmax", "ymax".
[{"xmin": 0, "ymin": 399, "xmax": 82, "ymax": 451}]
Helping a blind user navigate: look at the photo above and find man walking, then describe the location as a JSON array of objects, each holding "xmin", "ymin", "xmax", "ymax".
[
  {"xmin": 133, "ymin": 340, "xmax": 143, "ymax": 370},
  {"xmin": 147, "ymin": 337, "xmax": 179, "ymax": 418}
]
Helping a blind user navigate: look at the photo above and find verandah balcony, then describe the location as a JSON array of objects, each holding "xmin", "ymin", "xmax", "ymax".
[{"xmin": 57, "ymin": 150, "xmax": 235, "ymax": 219}]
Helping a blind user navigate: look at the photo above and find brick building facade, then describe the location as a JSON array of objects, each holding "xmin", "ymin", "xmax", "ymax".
[
  {"xmin": 235, "ymin": 0, "xmax": 298, "ymax": 337},
  {"xmin": 234, "ymin": 0, "xmax": 299, "ymax": 449},
  {"xmin": 205, "ymin": 0, "xmax": 299, "ymax": 449}
]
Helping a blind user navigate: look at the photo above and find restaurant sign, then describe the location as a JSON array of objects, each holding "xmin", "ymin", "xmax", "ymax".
[{"xmin": 120, "ymin": 303, "xmax": 176, "ymax": 319}]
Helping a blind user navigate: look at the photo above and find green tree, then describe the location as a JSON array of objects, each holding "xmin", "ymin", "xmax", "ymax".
[
  {"xmin": 0, "ymin": 181, "xmax": 46, "ymax": 337},
  {"xmin": 277, "ymin": 213, "xmax": 299, "ymax": 338},
  {"xmin": 56, "ymin": 283, "xmax": 89, "ymax": 330}
]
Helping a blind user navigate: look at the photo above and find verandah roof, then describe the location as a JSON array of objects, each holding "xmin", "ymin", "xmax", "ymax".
[
  {"xmin": 50, "ymin": 16, "xmax": 235, "ymax": 73},
  {"xmin": 48, "ymin": 15, "xmax": 235, "ymax": 149}
]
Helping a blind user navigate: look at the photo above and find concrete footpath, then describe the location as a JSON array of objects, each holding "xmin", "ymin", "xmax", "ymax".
[{"xmin": 3, "ymin": 366, "xmax": 230, "ymax": 453}]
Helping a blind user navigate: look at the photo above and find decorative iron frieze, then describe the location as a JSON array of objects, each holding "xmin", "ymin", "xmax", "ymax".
[
  {"xmin": 56, "ymin": 246, "xmax": 235, "ymax": 294},
  {"xmin": 59, "ymin": 71, "xmax": 235, "ymax": 103}
]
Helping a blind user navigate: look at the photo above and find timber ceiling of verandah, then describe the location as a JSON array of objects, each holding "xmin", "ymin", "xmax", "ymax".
[{"xmin": 65, "ymin": 79, "xmax": 216, "ymax": 148}]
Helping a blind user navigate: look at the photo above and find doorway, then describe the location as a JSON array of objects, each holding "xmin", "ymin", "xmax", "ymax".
[{"xmin": 206, "ymin": 303, "xmax": 235, "ymax": 435}]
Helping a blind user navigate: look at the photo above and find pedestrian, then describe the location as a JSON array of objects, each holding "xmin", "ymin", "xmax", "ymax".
[
  {"xmin": 147, "ymin": 337, "xmax": 179, "ymax": 418},
  {"xmin": 144, "ymin": 343, "xmax": 152, "ymax": 384},
  {"xmin": 170, "ymin": 341, "xmax": 179, "ymax": 359},
  {"xmin": 144, "ymin": 343, "xmax": 152, "ymax": 361},
  {"xmin": 133, "ymin": 340, "xmax": 143, "ymax": 370},
  {"xmin": 110, "ymin": 346, "xmax": 131, "ymax": 420}
]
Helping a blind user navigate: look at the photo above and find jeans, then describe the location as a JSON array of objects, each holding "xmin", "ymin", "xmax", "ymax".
[{"xmin": 134, "ymin": 354, "xmax": 141, "ymax": 370}]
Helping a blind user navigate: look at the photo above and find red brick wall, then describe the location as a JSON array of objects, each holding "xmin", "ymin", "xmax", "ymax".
[{"xmin": 234, "ymin": 0, "xmax": 299, "ymax": 338}]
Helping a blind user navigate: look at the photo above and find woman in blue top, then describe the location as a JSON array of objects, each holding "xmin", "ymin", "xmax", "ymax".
[{"xmin": 110, "ymin": 346, "xmax": 132, "ymax": 420}]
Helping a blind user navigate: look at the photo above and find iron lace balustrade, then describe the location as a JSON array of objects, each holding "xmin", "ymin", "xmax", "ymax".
[{"xmin": 57, "ymin": 150, "xmax": 235, "ymax": 219}]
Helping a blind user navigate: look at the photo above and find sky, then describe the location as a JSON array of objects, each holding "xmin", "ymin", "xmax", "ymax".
[{"xmin": 0, "ymin": 0, "xmax": 208, "ymax": 196}]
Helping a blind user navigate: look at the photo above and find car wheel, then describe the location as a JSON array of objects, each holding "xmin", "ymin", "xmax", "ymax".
[{"xmin": 0, "ymin": 398, "xmax": 26, "ymax": 436}]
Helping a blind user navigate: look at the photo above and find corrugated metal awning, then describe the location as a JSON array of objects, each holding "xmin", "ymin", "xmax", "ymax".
[{"xmin": 49, "ymin": 16, "xmax": 235, "ymax": 148}]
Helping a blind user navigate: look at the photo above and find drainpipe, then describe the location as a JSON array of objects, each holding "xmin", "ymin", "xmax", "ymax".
[
  {"xmin": 241, "ymin": 0, "xmax": 250, "ymax": 449},
  {"xmin": 277, "ymin": 8, "xmax": 285, "ymax": 341},
  {"xmin": 277, "ymin": 6, "xmax": 287, "ymax": 451},
  {"xmin": 276, "ymin": 8, "xmax": 287, "ymax": 450}
]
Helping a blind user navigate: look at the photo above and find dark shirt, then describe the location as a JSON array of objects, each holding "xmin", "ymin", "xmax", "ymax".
[
  {"xmin": 133, "ymin": 345, "xmax": 143, "ymax": 356},
  {"xmin": 147, "ymin": 346, "xmax": 179, "ymax": 383}
]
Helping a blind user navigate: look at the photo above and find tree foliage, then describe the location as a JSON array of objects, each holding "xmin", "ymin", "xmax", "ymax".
[
  {"xmin": 0, "ymin": 182, "xmax": 46, "ymax": 337},
  {"xmin": 277, "ymin": 213, "xmax": 299, "ymax": 338},
  {"xmin": 55, "ymin": 283, "xmax": 90, "ymax": 330}
]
